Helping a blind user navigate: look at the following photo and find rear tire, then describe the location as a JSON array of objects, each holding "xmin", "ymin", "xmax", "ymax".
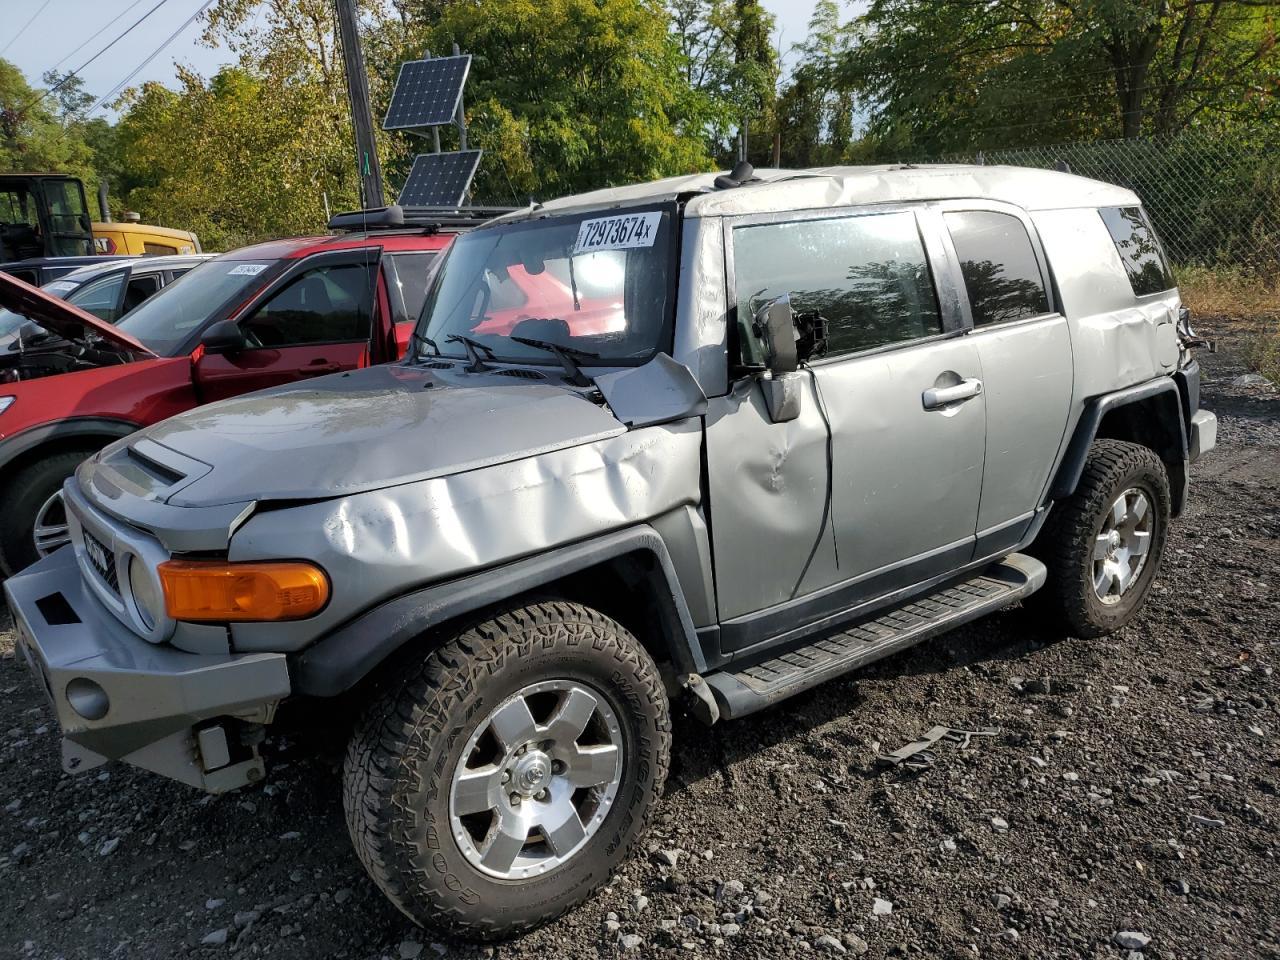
[
  {"xmin": 0, "ymin": 449, "xmax": 96, "ymax": 576},
  {"xmin": 1030, "ymin": 439, "xmax": 1170, "ymax": 637},
  {"xmin": 342, "ymin": 600, "xmax": 670, "ymax": 940}
]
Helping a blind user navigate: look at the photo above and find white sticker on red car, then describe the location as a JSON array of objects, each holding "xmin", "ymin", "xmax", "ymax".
[
  {"xmin": 228, "ymin": 263, "xmax": 269, "ymax": 276},
  {"xmin": 572, "ymin": 212, "xmax": 661, "ymax": 255}
]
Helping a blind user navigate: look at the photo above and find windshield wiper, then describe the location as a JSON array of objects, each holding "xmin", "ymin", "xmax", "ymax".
[
  {"xmin": 509, "ymin": 334, "xmax": 599, "ymax": 387},
  {"xmin": 411, "ymin": 330, "xmax": 440, "ymax": 359},
  {"xmin": 446, "ymin": 333, "xmax": 496, "ymax": 372}
]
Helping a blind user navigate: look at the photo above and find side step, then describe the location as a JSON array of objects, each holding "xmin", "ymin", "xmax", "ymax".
[{"xmin": 704, "ymin": 553, "xmax": 1046, "ymax": 720}]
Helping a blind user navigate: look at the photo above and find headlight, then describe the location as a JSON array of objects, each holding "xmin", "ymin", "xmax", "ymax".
[
  {"xmin": 129, "ymin": 555, "xmax": 163, "ymax": 630},
  {"xmin": 0, "ymin": 396, "xmax": 14, "ymax": 416}
]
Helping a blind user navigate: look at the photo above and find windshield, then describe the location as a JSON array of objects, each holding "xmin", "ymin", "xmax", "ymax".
[
  {"xmin": 418, "ymin": 205, "xmax": 675, "ymax": 366},
  {"xmin": 117, "ymin": 258, "xmax": 280, "ymax": 355}
]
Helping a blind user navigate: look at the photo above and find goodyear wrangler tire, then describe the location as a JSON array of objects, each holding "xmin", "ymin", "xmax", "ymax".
[
  {"xmin": 1032, "ymin": 439, "xmax": 1170, "ymax": 638},
  {"xmin": 342, "ymin": 601, "xmax": 671, "ymax": 940}
]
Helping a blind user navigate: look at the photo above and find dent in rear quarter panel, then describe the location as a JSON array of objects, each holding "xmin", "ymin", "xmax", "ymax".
[
  {"xmin": 224, "ymin": 419, "xmax": 706, "ymax": 652},
  {"xmin": 1032, "ymin": 208, "xmax": 1177, "ymax": 400}
]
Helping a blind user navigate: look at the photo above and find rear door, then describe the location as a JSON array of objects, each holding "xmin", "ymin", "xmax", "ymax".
[
  {"xmin": 937, "ymin": 202, "xmax": 1073, "ymax": 555},
  {"xmin": 195, "ymin": 251, "xmax": 381, "ymax": 402}
]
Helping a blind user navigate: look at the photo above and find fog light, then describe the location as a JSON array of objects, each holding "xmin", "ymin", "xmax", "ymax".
[{"xmin": 65, "ymin": 677, "xmax": 109, "ymax": 721}]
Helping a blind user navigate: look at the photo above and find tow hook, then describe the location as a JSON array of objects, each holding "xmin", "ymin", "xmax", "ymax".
[{"xmin": 682, "ymin": 674, "xmax": 720, "ymax": 726}]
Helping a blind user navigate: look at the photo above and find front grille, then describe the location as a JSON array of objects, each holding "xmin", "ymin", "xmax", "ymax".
[{"xmin": 81, "ymin": 529, "xmax": 119, "ymax": 596}]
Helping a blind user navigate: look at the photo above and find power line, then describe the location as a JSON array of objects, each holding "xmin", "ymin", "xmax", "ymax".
[
  {"xmin": 86, "ymin": 0, "xmax": 218, "ymax": 116},
  {"xmin": 49, "ymin": 0, "xmax": 151, "ymax": 73},
  {"xmin": 0, "ymin": 0, "xmax": 54, "ymax": 56},
  {"xmin": 15, "ymin": 0, "xmax": 171, "ymax": 117}
]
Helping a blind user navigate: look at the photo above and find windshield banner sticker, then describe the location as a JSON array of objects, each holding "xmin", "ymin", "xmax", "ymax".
[
  {"xmin": 573, "ymin": 212, "xmax": 661, "ymax": 255},
  {"xmin": 228, "ymin": 263, "xmax": 269, "ymax": 276}
]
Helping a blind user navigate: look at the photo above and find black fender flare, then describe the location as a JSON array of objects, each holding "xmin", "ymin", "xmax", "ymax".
[
  {"xmin": 1049, "ymin": 377, "xmax": 1188, "ymax": 513},
  {"xmin": 290, "ymin": 525, "xmax": 705, "ymax": 697},
  {"xmin": 0, "ymin": 417, "xmax": 138, "ymax": 476}
]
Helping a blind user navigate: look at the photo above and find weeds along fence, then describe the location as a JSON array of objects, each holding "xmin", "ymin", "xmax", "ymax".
[{"xmin": 936, "ymin": 130, "xmax": 1280, "ymax": 272}]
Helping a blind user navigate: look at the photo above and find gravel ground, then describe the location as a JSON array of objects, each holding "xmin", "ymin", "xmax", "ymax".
[{"xmin": 2, "ymin": 323, "xmax": 1277, "ymax": 960}]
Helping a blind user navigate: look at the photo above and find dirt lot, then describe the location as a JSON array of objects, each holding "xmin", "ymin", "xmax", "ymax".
[{"xmin": 2, "ymin": 323, "xmax": 1277, "ymax": 960}]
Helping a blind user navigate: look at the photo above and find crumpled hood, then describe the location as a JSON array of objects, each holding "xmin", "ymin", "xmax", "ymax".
[{"xmin": 140, "ymin": 363, "xmax": 628, "ymax": 506}]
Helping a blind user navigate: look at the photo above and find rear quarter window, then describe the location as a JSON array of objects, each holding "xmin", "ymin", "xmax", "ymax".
[{"xmin": 1099, "ymin": 207, "xmax": 1175, "ymax": 296}]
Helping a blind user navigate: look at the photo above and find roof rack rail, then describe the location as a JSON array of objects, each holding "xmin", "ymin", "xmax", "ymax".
[{"xmin": 328, "ymin": 203, "xmax": 516, "ymax": 232}]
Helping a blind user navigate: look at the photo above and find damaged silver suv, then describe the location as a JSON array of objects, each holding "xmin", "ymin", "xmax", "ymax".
[{"xmin": 6, "ymin": 164, "xmax": 1216, "ymax": 938}]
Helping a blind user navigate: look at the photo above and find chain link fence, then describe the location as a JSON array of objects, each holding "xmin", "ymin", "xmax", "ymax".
[{"xmin": 935, "ymin": 130, "xmax": 1280, "ymax": 272}]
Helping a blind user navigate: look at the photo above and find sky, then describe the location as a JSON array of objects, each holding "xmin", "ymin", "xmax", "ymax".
[{"xmin": 3, "ymin": 0, "xmax": 824, "ymax": 119}]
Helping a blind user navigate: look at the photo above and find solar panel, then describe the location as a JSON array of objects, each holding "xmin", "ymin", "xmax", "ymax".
[
  {"xmin": 383, "ymin": 56, "xmax": 471, "ymax": 130},
  {"xmin": 397, "ymin": 150, "xmax": 483, "ymax": 206}
]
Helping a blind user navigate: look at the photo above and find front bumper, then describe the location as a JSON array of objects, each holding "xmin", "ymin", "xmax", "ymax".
[{"xmin": 4, "ymin": 546, "xmax": 290, "ymax": 792}]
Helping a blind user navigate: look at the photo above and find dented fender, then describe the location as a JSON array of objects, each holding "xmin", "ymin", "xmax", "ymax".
[{"xmin": 226, "ymin": 419, "xmax": 706, "ymax": 653}]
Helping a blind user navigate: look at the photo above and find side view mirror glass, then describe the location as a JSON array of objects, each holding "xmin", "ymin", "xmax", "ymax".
[
  {"xmin": 753, "ymin": 295, "xmax": 798, "ymax": 374},
  {"xmin": 200, "ymin": 318, "xmax": 246, "ymax": 355}
]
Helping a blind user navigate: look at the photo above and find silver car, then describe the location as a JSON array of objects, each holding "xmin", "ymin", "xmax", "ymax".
[{"xmin": 5, "ymin": 164, "xmax": 1216, "ymax": 938}]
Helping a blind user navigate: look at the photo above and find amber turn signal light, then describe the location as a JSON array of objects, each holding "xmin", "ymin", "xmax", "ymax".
[{"xmin": 158, "ymin": 560, "xmax": 330, "ymax": 622}]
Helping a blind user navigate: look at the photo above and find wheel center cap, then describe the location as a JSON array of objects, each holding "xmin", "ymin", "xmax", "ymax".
[
  {"xmin": 513, "ymin": 750, "xmax": 552, "ymax": 795},
  {"xmin": 1108, "ymin": 530, "xmax": 1123, "ymax": 552}
]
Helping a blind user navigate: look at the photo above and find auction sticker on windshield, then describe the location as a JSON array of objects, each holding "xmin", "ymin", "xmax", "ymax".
[
  {"xmin": 573, "ymin": 211, "xmax": 661, "ymax": 254},
  {"xmin": 228, "ymin": 263, "xmax": 269, "ymax": 276}
]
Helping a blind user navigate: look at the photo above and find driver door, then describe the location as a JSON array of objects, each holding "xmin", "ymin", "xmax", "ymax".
[
  {"xmin": 707, "ymin": 207, "xmax": 987, "ymax": 654},
  {"xmin": 196, "ymin": 252, "xmax": 380, "ymax": 403}
]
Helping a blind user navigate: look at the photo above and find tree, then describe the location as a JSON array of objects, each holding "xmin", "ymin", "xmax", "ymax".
[
  {"xmin": 388, "ymin": 0, "xmax": 714, "ymax": 203},
  {"xmin": 843, "ymin": 0, "xmax": 1279, "ymax": 155},
  {"xmin": 775, "ymin": 0, "xmax": 857, "ymax": 166},
  {"xmin": 0, "ymin": 59, "xmax": 97, "ymax": 181}
]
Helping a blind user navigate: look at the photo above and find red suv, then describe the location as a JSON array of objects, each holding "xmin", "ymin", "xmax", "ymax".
[{"xmin": 0, "ymin": 228, "xmax": 452, "ymax": 574}]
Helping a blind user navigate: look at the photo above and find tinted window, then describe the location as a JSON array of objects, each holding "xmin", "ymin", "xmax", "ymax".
[
  {"xmin": 68, "ymin": 273, "xmax": 126, "ymax": 322},
  {"xmin": 733, "ymin": 211, "xmax": 942, "ymax": 361},
  {"xmin": 123, "ymin": 274, "xmax": 161, "ymax": 314},
  {"xmin": 1099, "ymin": 206, "xmax": 1175, "ymax": 296},
  {"xmin": 243, "ymin": 262, "xmax": 373, "ymax": 347},
  {"xmin": 945, "ymin": 211, "xmax": 1049, "ymax": 326},
  {"xmin": 387, "ymin": 252, "xmax": 437, "ymax": 322}
]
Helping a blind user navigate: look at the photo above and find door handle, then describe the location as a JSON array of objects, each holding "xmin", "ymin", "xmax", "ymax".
[
  {"xmin": 922, "ymin": 377, "xmax": 983, "ymax": 410},
  {"xmin": 301, "ymin": 360, "xmax": 342, "ymax": 376}
]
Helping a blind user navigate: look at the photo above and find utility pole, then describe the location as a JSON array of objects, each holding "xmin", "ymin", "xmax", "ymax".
[{"xmin": 334, "ymin": 0, "xmax": 384, "ymax": 209}]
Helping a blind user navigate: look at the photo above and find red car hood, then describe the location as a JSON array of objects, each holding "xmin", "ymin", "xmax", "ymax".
[{"xmin": 0, "ymin": 270, "xmax": 155, "ymax": 356}]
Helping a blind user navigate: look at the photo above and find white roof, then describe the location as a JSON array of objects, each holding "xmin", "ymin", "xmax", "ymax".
[{"xmin": 519, "ymin": 164, "xmax": 1139, "ymax": 220}]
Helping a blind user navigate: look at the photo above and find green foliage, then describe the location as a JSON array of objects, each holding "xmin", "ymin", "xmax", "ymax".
[
  {"xmin": 0, "ymin": 60, "xmax": 98, "ymax": 184},
  {"xmin": 844, "ymin": 0, "xmax": 1280, "ymax": 156},
  {"xmin": 396, "ymin": 0, "xmax": 713, "ymax": 203}
]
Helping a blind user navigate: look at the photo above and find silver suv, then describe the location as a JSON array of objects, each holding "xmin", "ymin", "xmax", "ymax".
[{"xmin": 5, "ymin": 164, "xmax": 1216, "ymax": 938}]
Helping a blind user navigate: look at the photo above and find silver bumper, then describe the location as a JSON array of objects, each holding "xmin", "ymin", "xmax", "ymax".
[
  {"xmin": 1190, "ymin": 409, "xmax": 1217, "ymax": 462},
  {"xmin": 4, "ymin": 546, "xmax": 290, "ymax": 793}
]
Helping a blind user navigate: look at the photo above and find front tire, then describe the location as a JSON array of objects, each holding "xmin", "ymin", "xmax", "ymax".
[
  {"xmin": 1032, "ymin": 439, "xmax": 1170, "ymax": 637},
  {"xmin": 0, "ymin": 449, "xmax": 96, "ymax": 576},
  {"xmin": 342, "ymin": 601, "xmax": 671, "ymax": 940}
]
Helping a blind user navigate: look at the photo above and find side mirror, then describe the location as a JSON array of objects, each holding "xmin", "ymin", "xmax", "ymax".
[
  {"xmin": 752, "ymin": 296, "xmax": 803, "ymax": 424},
  {"xmin": 200, "ymin": 319, "xmax": 246, "ymax": 355},
  {"xmin": 753, "ymin": 295, "xmax": 798, "ymax": 374}
]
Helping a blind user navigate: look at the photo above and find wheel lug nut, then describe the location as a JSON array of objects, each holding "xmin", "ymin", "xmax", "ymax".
[
  {"xmin": 551, "ymin": 760, "xmax": 565, "ymax": 774},
  {"xmin": 500, "ymin": 771, "xmax": 510, "ymax": 784},
  {"xmin": 536, "ymin": 789, "xmax": 548, "ymax": 801},
  {"xmin": 510, "ymin": 793, "xmax": 521, "ymax": 806}
]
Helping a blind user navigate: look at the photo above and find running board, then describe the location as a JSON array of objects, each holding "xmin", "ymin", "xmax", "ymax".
[{"xmin": 704, "ymin": 553, "xmax": 1046, "ymax": 720}]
